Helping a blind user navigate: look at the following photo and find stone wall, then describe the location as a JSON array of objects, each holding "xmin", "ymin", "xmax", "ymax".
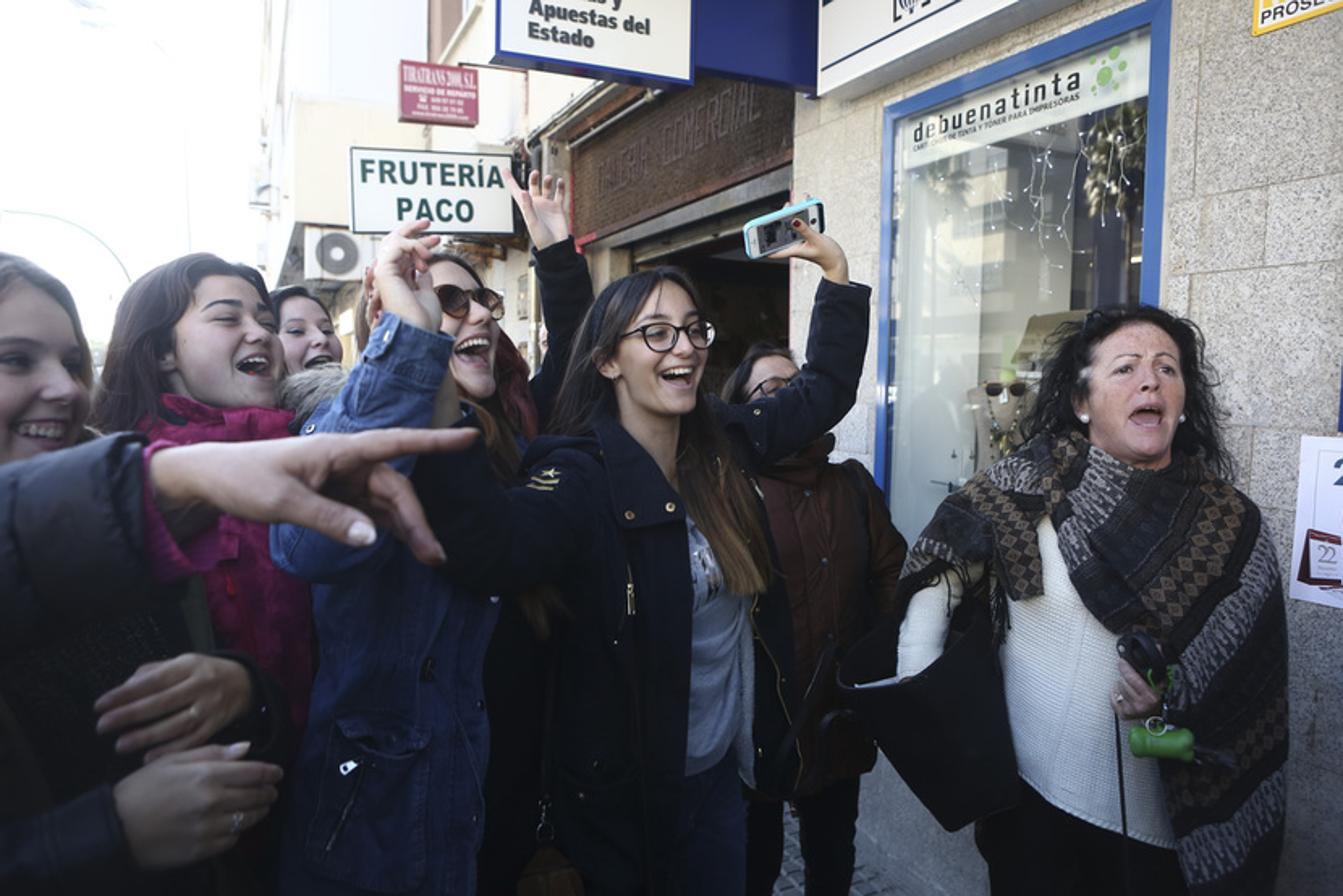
[{"xmin": 789, "ymin": 1, "xmax": 1343, "ymax": 891}]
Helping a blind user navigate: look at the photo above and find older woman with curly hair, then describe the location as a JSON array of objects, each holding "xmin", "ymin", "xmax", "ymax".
[{"xmin": 895, "ymin": 306, "xmax": 1287, "ymax": 895}]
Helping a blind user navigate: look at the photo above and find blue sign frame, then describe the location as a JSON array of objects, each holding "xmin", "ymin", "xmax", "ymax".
[{"xmin": 872, "ymin": 0, "xmax": 1173, "ymax": 495}]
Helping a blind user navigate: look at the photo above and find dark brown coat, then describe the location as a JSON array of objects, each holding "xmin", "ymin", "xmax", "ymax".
[{"xmin": 757, "ymin": 435, "xmax": 907, "ymax": 795}]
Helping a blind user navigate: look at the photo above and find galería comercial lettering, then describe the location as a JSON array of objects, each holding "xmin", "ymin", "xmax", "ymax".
[{"xmin": 526, "ymin": 0, "xmax": 653, "ymax": 48}]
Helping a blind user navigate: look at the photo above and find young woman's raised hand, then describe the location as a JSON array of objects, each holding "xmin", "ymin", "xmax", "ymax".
[
  {"xmin": 371, "ymin": 218, "xmax": 443, "ymax": 332},
  {"xmin": 770, "ymin": 217, "xmax": 850, "ymax": 285},
  {"xmin": 504, "ymin": 169, "xmax": 569, "ymax": 250},
  {"xmin": 149, "ymin": 427, "xmax": 478, "ymax": 565},
  {"xmin": 113, "ymin": 741, "xmax": 282, "ymax": 869},
  {"xmin": 94, "ymin": 653, "xmax": 253, "ymax": 762}
]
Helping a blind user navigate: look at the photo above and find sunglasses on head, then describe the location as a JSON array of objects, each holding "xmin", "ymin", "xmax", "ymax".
[
  {"xmin": 434, "ymin": 284, "xmax": 505, "ymax": 321},
  {"xmin": 984, "ymin": 381, "xmax": 1028, "ymax": 398}
]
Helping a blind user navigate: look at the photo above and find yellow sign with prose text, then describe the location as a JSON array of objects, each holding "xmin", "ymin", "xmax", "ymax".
[{"xmin": 1253, "ymin": 0, "xmax": 1343, "ymax": 35}]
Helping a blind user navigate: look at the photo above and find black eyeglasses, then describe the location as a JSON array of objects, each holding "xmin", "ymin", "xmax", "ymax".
[
  {"xmin": 747, "ymin": 375, "xmax": 795, "ymax": 400},
  {"xmin": 435, "ymin": 285, "xmax": 505, "ymax": 321},
  {"xmin": 620, "ymin": 319, "xmax": 716, "ymax": 353}
]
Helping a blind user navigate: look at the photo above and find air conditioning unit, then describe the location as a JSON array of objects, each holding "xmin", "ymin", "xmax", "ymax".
[{"xmin": 303, "ymin": 226, "xmax": 378, "ymax": 281}]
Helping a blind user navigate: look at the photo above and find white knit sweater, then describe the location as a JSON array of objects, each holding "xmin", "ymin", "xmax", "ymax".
[{"xmin": 896, "ymin": 518, "xmax": 1175, "ymax": 848}]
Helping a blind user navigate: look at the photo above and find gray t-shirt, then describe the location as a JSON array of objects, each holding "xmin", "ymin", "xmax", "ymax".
[{"xmin": 684, "ymin": 516, "xmax": 750, "ymax": 776}]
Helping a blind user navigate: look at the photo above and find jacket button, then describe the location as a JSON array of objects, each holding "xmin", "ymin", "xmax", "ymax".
[
  {"xmin": 476, "ymin": 699, "xmax": 486, "ymax": 711},
  {"xmin": 624, "ymin": 510, "xmax": 636, "ymax": 521},
  {"xmin": 576, "ymin": 791, "xmax": 587, "ymax": 802},
  {"xmin": 665, "ymin": 501, "xmax": 676, "ymax": 513},
  {"xmin": 756, "ymin": 746, "xmax": 764, "ymax": 758},
  {"xmin": 382, "ymin": 329, "xmax": 392, "ymax": 343},
  {"xmin": 820, "ymin": 556, "xmax": 829, "ymax": 566},
  {"xmin": 303, "ymin": 423, "xmax": 316, "ymax": 435},
  {"xmin": 803, "ymin": 489, "xmax": 812, "ymax": 498},
  {"xmin": 419, "ymin": 658, "xmax": 436, "ymax": 682},
  {"xmin": 753, "ymin": 408, "xmax": 762, "ymax": 416}
]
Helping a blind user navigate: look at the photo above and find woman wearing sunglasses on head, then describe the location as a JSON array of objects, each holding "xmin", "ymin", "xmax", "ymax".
[
  {"xmin": 270, "ymin": 172, "xmax": 586, "ymax": 896},
  {"xmin": 409, "ymin": 215, "xmax": 870, "ymax": 895}
]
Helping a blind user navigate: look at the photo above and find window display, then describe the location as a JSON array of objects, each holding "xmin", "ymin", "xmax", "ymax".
[{"xmin": 885, "ymin": 28, "xmax": 1153, "ymax": 537}]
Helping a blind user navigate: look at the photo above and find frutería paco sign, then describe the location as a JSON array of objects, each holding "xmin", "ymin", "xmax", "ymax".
[{"xmin": 348, "ymin": 147, "xmax": 513, "ymax": 235}]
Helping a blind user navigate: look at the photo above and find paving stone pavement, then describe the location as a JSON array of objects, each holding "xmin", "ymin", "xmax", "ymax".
[{"xmin": 772, "ymin": 808, "xmax": 905, "ymax": 896}]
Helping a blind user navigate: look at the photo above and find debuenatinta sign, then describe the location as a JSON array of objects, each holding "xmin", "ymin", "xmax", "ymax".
[{"xmin": 349, "ymin": 147, "xmax": 513, "ymax": 235}]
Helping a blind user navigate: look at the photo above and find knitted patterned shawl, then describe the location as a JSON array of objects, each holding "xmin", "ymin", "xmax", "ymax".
[{"xmin": 902, "ymin": 431, "xmax": 1287, "ymax": 895}]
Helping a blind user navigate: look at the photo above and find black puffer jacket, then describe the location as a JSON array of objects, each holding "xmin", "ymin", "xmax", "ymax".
[
  {"xmin": 416, "ymin": 241, "xmax": 871, "ymax": 894},
  {"xmin": 0, "ymin": 435, "xmax": 281, "ymax": 895},
  {"xmin": 0, "ymin": 435, "xmax": 150, "ymax": 892}
]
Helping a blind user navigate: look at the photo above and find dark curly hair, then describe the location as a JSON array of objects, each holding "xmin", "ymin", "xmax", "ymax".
[{"xmin": 1021, "ymin": 305, "xmax": 1231, "ymax": 479}]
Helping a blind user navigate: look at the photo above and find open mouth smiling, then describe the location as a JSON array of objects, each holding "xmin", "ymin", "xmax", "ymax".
[
  {"xmin": 13, "ymin": 420, "xmax": 69, "ymax": 442},
  {"xmin": 454, "ymin": 336, "xmax": 491, "ymax": 359},
  {"xmin": 304, "ymin": 354, "xmax": 335, "ymax": 369},
  {"xmin": 235, "ymin": 354, "xmax": 273, "ymax": 377},
  {"xmin": 660, "ymin": 365, "xmax": 695, "ymax": 384}
]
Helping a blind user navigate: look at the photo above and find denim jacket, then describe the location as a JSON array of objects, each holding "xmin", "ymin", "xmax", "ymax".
[{"xmin": 271, "ymin": 314, "xmax": 497, "ymax": 896}]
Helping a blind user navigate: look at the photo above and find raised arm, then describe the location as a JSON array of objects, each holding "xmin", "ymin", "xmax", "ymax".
[
  {"xmin": 716, "ymin": 222, "xmax": 871, "ymax": 465},
  {"xmin": 504, "ymin": 169, "xmax": 590, "ymax": 427},
  {"xmin": 270, "ymin": 313, "xmax": 456, "ymax": 581}
]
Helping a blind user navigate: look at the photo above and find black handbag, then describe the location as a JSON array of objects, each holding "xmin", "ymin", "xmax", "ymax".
[{"xmin": 836, "ymin": 598, "xmax": 1019, "ymax": 832}]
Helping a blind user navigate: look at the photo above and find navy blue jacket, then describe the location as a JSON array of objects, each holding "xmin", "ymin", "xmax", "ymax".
[
  {"xmin": 416, "ymin": 245, "xmax": 871, "ymax": 893},
  {"xmin": 271, "ymin": 241, "xmax": 585, "ymax": 895}
]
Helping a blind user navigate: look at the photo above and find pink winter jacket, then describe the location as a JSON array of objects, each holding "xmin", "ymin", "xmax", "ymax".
[{"xmin": 139, "ymin": 394, "xmax": 315, "ymax": 734}]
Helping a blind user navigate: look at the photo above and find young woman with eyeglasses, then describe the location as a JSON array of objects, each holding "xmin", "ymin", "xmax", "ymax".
[
  {"xmin": 408, "ymin": 216, "xmax": 871, "ymax": 895},
  {"xmin": 270, "ymin": 172, "xmax": 587, "ymax": 896},
  {"xmin": 721, "ymin": 343, "xmax": 908, "ymax": 896}
]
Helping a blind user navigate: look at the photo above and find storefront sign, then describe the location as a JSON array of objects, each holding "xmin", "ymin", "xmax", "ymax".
[
  {"xmin": 348, "ymin": 147, "xmax": 513, "ymax": 235},
  {"xmin": 900, "ymin": 32, "xmax": 1151, "ymax": 169},
  {"xmin": 570, "ymin": 77, "xmax": 793, "ymax": 238},
  {"xmin": 399, "ymin": 61, "xmax": 479, "ymax": 127},
  {"xmin": 819, "ymin": 0, "xmax": 1072, "ymax": 98},
  {"xmin": 494, "ymin": 0, "xmax": 692, "ymax": 86},
  {"xmin": 1253, "ymin": 0, "xmax": 1343, "ymax": 34},
  {"xmin": 1290, "ymin": 436, "xmax": 1343, "ymax": 609}
]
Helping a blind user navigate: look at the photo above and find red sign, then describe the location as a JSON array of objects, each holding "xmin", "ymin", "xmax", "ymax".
[{"xmin": 399, "ymin": 60, "xmax": 479, "ymax": 127}]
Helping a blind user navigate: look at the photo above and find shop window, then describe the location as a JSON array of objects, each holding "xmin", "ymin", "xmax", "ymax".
[{"xmin": 881, "ymin": 18, "xmax": 1166, "ymax": 539}]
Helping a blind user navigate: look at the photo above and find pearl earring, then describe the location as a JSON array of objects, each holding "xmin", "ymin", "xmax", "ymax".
[
  {"xmin": 1078, "ymin": 413, "xmax": 1090, "ymax": 424},
  {"xmin": 1178, "ymin": 413, "xmax": 1186, "ymax": 424}
]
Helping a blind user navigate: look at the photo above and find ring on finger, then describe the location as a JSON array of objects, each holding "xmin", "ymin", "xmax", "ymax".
[
  {"xmin": 1114, "ymin": 693, "xmax": 1125, "ymax": 703},
  {"xmin": 229, "ymin": 811, "xmax": 244, "ymax": 835}
]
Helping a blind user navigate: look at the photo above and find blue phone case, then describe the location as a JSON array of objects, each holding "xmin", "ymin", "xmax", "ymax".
[{"xmin": 742, "ymin": 198, "xmax": 824, "ymax": 259}]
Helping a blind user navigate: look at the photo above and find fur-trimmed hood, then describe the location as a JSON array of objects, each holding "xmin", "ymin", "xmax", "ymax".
[{"xmin": 278, "ymin": 363, "xmax": 348, "ymax": 431}]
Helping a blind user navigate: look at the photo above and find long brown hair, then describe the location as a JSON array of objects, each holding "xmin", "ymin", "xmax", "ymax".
[
  {"xmin": 551, "ymin": 268, "xmax": 771, "ymax": 596},
  {"xmin": 91, "ymin": 253, "xmax": 269, "ymax": 433}
]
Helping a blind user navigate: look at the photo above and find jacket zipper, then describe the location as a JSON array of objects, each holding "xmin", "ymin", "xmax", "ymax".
[
  {"xmin": 749, "ymin": 593, "xmax": 803, "ymax": 791},
  {"xmin": 625, "ymin": 565, "xmax": 637, "ymax": 616},
  {"xmin": 324, "ymin": 759, "xmax": 368, "ymax": 852}
]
